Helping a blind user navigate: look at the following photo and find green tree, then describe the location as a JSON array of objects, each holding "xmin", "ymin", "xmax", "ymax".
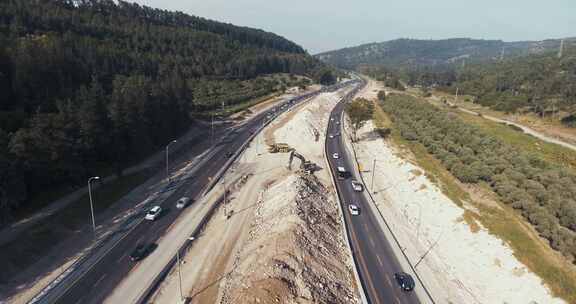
[{"xmin": 345, "ymin": 98, "xmax": 374, "ymax": 141}]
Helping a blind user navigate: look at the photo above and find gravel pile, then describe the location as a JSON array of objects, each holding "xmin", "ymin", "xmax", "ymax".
[{"xmin": 218, "ymin": 174, "xmax": 359, "ymax": 304}]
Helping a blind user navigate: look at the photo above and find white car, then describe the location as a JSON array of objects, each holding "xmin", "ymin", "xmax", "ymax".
[
  {"xmin": 329, "ymin": 134, "xmax": 334, "ymax": 139},
  {"xmin": 351, "ymin": 181, "xmax": 363, "ymax": 192},
  {"xmin": 348, "ymin": 204, "xmax": 360, "ymax": 216},
  {"xmin": 145, "ymin": 206, "xmax": 162, "ymax": 221},
  {"xmin": 332, "ymin": 153, "xmax": 339, "ymax": 159},
  {"xmin": 176, "ymin": 197, "xmax": 191, "ymax": 209}
]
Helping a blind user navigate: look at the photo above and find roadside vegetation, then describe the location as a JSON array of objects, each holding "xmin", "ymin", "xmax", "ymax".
[
  {"xmin": 0, "ymin": 0, "xmax": 334, "ymax": 225},
  {"xmin": 374, "ymin": 95, "xmax": 576, "ymax": 302},
  {"xmin": 381, "ymin": 94, "xmax": 576, "ymax": 262},
  {"xmin": 451, "ymin": 110, "xmax": 576, "ymax": 170},
  {"xmin": 345, "ymin": 98, "xmax": 374, "ymax": 141},
  {"xmin": 0, "ymin": 170, "xmax": 151, "ymax": 284}
]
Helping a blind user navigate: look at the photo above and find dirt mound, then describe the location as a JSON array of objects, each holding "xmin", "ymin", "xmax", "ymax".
[{"xmin": 219, "ymin": 174, "xmax": 358, "ymax": 304}]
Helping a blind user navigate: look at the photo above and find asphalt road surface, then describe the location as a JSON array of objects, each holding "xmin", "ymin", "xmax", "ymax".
[
  {"xmin": 45, "ymin": 87, "xmax": 337, "ymax": 304},
  {"xmin": 326, "ymin": 90, "xmax": 421, "ymax": 304}
]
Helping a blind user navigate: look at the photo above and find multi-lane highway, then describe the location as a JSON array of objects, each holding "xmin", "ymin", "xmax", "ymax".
[
  {"xmin": 325, "ymin": 82, "xmax": 421, "ymax": 304},
  {"xmin": 31, "ymin": 83, "xmax": 355, "ymax": 304}
]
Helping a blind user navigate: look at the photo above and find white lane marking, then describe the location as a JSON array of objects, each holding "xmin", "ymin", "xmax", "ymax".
[
  {"xmin": 94, "ymin": 274, "xmax": 107, "ymax": 287},
  {"xmin": 386, "ymin": 276, "xmax": 392, "ymax": 287},
  {"xmin": 117, "ymin": 253, "xmax": 127, "ymax": 264},
  {"xmin": 377, "ymin": 255, "xmax": 384, "ymax": 267}
]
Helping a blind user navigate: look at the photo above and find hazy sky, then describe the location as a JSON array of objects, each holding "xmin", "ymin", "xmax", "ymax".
[{"xmin": 131, "ymin": 0, "xmax": 575, "ymax": 54}]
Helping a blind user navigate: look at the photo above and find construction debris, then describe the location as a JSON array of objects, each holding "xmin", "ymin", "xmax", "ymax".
[{"xmin": 219, "ymin": 174, "xmax": 359, "ymax": 304}]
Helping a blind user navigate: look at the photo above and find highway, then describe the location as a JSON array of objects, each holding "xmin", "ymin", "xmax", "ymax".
[
  {"xmin": 325, "ymin": 82, "xmax": 421, "ymax": 304},
  {"xmin": 32, "ymin": 83, "xmax": 354, "ymax": 304}
]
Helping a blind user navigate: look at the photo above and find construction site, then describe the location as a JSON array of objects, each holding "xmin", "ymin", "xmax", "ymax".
[{"xmin": 148, "ymin": 89, "xmax": 360, "ymax": 303}]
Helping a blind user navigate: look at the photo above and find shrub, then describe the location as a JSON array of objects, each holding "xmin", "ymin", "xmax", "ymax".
[{"xmin": 380, "ymin": 94, "xmax": 576, "ymax": 260}]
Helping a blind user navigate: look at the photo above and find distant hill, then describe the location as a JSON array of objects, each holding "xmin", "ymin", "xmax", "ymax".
[{"xmin": 316, "ymin": 38, "xmax": 575, "ymax": 69}]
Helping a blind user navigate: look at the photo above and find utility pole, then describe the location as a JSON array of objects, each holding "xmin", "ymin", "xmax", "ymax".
[
  {"xmin": 166, "ymin": 140, "xmax": 177, "ymax": 182},
  {"xmin": 211, "ymin": 113, "xmax": 215, "ymax": 145},
  {"xmin": 223, "ymin": 174, "xmax": 227, "ymax": 219},
  {"xmin": 370, "ymin": 159, "xmax": 376, "ymax": 192},
  {"xmin": 455, "ymin": 87, "xmax": 459, "ymax": 103},
  {"xmin": 500, "ymin": 46, "xmax": 506, "ymax": 61},
  {"xmin": 177, "ymin": 250, "xmax": 184, "ymax": 302},
  {"xmin": 558, "ymin": 39, "xmax": 565, "ymax": 59},
  {"xmin": 415, "ymin": 229, "xmax": 444, "ymax": 268},
  {"xmin": 88, "ymin": 176, "xmax": 100, "ymax": 233}
]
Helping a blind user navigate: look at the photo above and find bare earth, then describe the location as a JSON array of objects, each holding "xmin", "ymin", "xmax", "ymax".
[{"xmin": 151, "ymin": 89, "xmax": 360, "ymax": 304}]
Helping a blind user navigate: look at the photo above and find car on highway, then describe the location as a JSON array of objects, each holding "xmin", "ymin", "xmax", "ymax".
[
  {"xmin": 348, "ymin": 204, "xmax": 360, "ymax": 216},
  {"xmin": 332, "ymin": 153, "xmax": 339, "ymax": 159},
  {"xmin": 145, "ymin": 206, "xmax": 162, "ymax": 221},
  {"xmin": 129, "ymin": 243, "xmax": 156, "ymax": 262},
  {"xmin": 351, "ymin": 181, "xmax": 363, "ymax": 192},
  {"xmin": 394, "ymin": 272, "xmax": 415, "ymax": 292},
  {"xmin": 329, "ymin": 134, "xmax": 334, "ymax": 138},
  {"xmin": 337, "ymin": 166, "xmax": 349, "ymax": 180},
  {"xmin": 176, "ymin": 197, "xmax": 191, "ymax": 209}
]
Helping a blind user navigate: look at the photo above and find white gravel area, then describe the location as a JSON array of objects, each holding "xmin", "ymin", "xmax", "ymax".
[{"xmin": 352, "ymin": 120, "xmax": 566, "ymax": 304}]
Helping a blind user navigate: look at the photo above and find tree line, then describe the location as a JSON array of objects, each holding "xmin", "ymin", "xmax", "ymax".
[
  {"xmin": 0, "ymin": 0, "xmax": 329, "ymax": 224},
  {"xmin": 370, "ymin": 44, "xmax": 576, "ymax": 124},
  {"xmin": 382, "ymin": 94, "xmax": 576, "ymax": 262}
]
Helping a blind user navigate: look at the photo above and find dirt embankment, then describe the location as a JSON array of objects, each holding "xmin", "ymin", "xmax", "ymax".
[
  {"xmin": 150, "ymin": 90, "xmax": 359, "ymax": 304},
  {"xmin": 219, "ymin": 174, "xmax": 358, "ymax": 304}
]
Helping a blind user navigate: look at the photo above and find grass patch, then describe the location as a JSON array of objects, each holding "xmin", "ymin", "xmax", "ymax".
[
  {"xmin": 479, "ymin": 203, "xmax": 576, "ymax": 303},
  {"xmin": 0, "ymin": 170, "xmax": 152, "ymax": 283},
  {"xmin": 455, "ymin": 110, "xmax": 576, "ymax": 170},
  {"xmin": 375, "ymin": 100, "xmax": 576, "ymax": 303}
]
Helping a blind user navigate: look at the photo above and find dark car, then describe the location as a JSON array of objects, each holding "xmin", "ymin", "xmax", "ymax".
[
  {"xmin": 129, "ymin": 243, "xmax": 156, "ymax": 262},
  {"xmin": 225, "ymin": 151, "xmax": 234, "ymax": 158},
  {"xmin": 394, "ymin": 272, "xmax": 415, "ymax": 292}
]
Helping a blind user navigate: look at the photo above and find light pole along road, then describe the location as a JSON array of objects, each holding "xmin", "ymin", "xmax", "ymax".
[
  {"xmin": 87, "ymin": 176, "xmax": 100, "ymax": 233},
  {"xmin": 325, "ymin": 85, "xmax": 421, "ymax": 304}
]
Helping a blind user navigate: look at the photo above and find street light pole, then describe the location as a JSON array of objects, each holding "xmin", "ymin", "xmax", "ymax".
[
  {"xmin": 371, "ymin": 159, "xmax": 376, "ymax": 192},
  {"xmin": 223, "ymin": 174, "xmax": 227, "ymax": 218},
  {"xmin": 166, "ymin": 140, "xmax": 177, "ymax": 181},
  {"xmin": 88, "ymin": 176, "xmax": 100, "ymax": 233},
  {"xmin": 211, "ymin": 113, "xmax": 215, "ymax": 145},
  {"xmin": 177, "ymin": 249, "xmax": 184, "ymax": 302}
]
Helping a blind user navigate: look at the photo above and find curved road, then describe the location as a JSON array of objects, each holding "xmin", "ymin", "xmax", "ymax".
[{"xmin": 326, "ymin": 86, "xmax": 421, "ymax": 304}]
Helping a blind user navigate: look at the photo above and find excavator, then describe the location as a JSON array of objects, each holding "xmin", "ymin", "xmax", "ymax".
[
  {"xmin": 288, "ymin": 150, "xmax": 318, "ymax": 174},
  {"xmin": 268, "ymin": 143, "xmax": 318, "ymax": 174}
]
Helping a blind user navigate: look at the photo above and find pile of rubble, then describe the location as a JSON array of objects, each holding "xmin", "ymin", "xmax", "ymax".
[{"xmin": 218, "ymin": 174, "xmax": 359, "ymax": 304}]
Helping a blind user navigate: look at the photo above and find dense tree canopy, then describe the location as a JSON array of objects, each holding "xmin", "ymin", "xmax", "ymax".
[{"xmin": 0, "ymin": 0, "xmax": 327, "ymax": 224}]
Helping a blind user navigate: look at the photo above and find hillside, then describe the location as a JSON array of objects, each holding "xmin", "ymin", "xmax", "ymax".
[
  {"xmin": 370, "ymin": 43, "xmax": 576, "ymax": 121},
  {"xmin": 0, "ymin": 0, "xmax": 327, "ymax": 224},
  {"xmin": 316, "ymin": 38, "xmax": 573, "ymax": 70}
]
